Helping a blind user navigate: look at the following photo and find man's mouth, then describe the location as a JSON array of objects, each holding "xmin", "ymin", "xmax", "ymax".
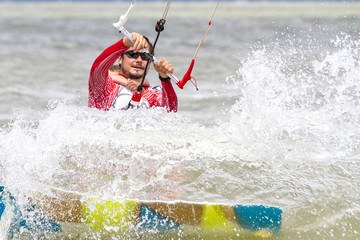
[{"xmin": 132, "ymin": 65, "xmax": 144, "ymax": 71}]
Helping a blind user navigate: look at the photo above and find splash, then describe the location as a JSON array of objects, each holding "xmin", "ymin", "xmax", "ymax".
[
  {"xmin": 225, "ymin": 33, "xmax": 360, "ymax": 162},
  {"xmin": 1, "ymin": 33, "xmax": 360, "ymax": 239}
]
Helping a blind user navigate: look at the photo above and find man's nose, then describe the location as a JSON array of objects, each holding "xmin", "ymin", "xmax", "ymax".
[{"xmin": 135, "ymin": 55, "xmax": 143, "ymax": 61}]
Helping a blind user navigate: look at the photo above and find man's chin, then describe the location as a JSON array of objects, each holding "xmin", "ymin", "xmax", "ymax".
[
  {"xmin": 129, "ymin": 72, "xmax": 145, "ymax": 79},
  {"xmin": 129, "ymin": 75, "xmax": 143, "ymax": 80}
]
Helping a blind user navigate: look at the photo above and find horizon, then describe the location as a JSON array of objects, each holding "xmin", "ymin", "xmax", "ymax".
[{"xmin": 2, "ymin": 0, "xmax": 360, "ymax": 2}]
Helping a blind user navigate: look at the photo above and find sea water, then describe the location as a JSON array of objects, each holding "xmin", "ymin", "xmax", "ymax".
[{"xmin": 0, "ymin": 1, "xmax": 360, "ymax": 239}]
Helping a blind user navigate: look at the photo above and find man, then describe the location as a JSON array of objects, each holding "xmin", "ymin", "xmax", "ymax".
[{"xmin": 88, "ymin": 32, "xmax": 177, "ymax": 112}]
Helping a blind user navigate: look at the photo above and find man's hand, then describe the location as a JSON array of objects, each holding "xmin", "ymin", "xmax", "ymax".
[
  {"xmin": 154, "ymin": 58, "xmax": 174, "ymax": 79},
  {"xmin": 125, "ymin": 79, "xmax": 150, "ymax": 92},
  {"xmin": 123, "ymin": 32, "xmax": 148, "ymax": 52}
]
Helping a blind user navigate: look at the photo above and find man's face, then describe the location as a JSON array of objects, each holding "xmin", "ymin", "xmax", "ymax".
[{"xmin": 119, "ymin": 47, "xmax": 150, "ymax": 80}]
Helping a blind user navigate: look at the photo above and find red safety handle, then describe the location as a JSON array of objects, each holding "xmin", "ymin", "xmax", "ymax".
[{"xmin": 177, "ymin": 59, "xmax": 195, "ymax": 89}]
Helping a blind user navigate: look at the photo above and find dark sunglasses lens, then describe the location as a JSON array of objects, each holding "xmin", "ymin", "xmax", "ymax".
[
  {"xmin": 140, "ymin": 54, "xmax": 150, "ymax": 61},
  {"xmin": 125, "ymin": 51, "xmax": 149, "ymax": 61},
  {"xmin": 125, "ymin": 51, "xmax": 137, "ymax": 58}
]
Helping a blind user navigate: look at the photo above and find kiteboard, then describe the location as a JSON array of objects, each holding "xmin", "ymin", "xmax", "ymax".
[{"xmin": 0, "ymin": 186, "xmax": 282, "ymax": 238}]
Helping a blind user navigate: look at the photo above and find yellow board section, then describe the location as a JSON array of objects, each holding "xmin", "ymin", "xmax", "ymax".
[
  {"xmin": 82, "ymin": 198, "xmax": 137, "ymax": 232},
  {"xmin": 254, "ymin": 229, "xmax": 273, "ymax": 238},
  {"xmin": 201, "ymin": 204, "xmax": 237, "ymax": 232}
]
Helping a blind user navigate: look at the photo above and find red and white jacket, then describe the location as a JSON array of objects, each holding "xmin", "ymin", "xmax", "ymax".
[{"xmin": 88, "ymin": 39, "xmax": 177, "ymax": 112}]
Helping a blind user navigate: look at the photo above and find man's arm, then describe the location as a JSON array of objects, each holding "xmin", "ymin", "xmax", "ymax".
[
  {"xmin": 153, "ymin": 59, "xmax": 178, "ymax": 112},
  {"xmin": 160, "ymin": 78, "xmax": 178, "ymax": 112},
  {"xmin": 109, "ymin": 70, "xmax": 150, "ymax": 92},
  {"xmin": 88, "ymin": 39, "xmax": 128, "ymax": 109}
]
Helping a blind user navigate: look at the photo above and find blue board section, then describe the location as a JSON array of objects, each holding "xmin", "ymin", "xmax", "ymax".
[
  {"xmin": 0, "ymin": 186, "xmax": 6, "ymax": 220},
  {"xmin": 137, "ymin": 203, "xmax": 181, "ymax": 232},
  {"xmin": 0, "ymin": 186, "xmax": 62, "ymax": 237},
  {"xmin": 0, "ymin": 196, "xmax": 5, "ymax": 220},
  {"xmin": 233, "ymin": 205, "xmax": 282, "ymax": 233}
]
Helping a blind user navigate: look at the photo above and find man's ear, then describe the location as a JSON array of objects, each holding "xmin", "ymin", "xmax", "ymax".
[{"xmin": 118, "ymin": 56, "xmax": 123, "ymax": 67}]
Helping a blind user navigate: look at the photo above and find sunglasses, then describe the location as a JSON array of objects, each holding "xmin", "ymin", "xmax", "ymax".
[{"xmin": 124, "ymin": 50, "xmax": 152, "ymax": 61}]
